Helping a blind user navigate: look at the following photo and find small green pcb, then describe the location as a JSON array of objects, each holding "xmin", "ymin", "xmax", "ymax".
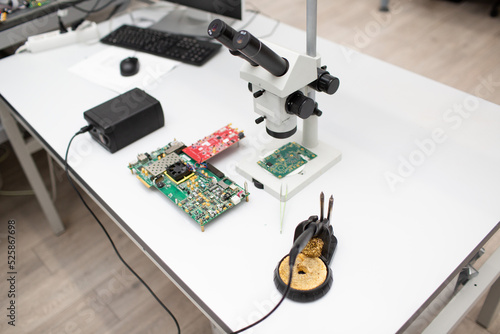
[{"xmin": 257, "ymin": 142, "xmax": 317, "ymax": 178}]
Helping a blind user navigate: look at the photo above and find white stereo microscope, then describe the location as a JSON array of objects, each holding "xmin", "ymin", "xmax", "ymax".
[{"xmin": 208, "ymin": 16, "xmax": 341, "ymax": 201}]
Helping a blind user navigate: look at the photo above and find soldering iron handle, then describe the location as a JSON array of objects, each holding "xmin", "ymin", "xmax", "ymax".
[{"xmin": 289, "ymin": 222, "xmax": 317, "ymax": 267}]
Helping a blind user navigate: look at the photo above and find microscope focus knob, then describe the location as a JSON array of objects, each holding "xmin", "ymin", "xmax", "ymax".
[
  {"xmin": 255, "ymin": 116, "xmax": 266, "ymax": 124},
  {"xmin": 286, "ymin": 91, "xmax": 316, "ymax": 119},
  {"xmin": 314, "ymin": 104, "xmax": 323, "ymax": 117},
  {"xmin": 253, "ymin": 90, "xmax": 265, "ymax": 98},
  {"xmin": 318, "ymin": 74, "xmax": 340, "ymax": 95},
  {"xmin": 309, "ymin": 67, "xmax": 340, "ymax": 95}
]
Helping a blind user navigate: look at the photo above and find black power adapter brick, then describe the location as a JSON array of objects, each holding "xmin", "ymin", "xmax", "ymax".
[{"xmin": 83, "ymin": 88, "xmax": 164, "ymax": 153}]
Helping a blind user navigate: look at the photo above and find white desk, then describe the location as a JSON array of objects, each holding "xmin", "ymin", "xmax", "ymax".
[{"xmin": 1, "ymin": 8, "xmax": 499, "ymax": 334}]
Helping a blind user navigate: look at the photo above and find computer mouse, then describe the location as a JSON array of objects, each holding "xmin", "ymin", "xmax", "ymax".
[{"xmin": 120, "ymin": 57, "xmax": 139, "ymax": 76}]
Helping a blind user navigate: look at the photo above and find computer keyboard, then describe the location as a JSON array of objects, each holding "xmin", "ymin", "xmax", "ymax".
[{"xmin": 100, "ymin": 24, "xmax": 221, "ymax": 66}]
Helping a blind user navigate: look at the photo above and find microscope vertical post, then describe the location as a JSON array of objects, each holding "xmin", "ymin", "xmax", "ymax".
[{"xmin": 303, "ymin": 0, "xmax": 319, "ymax": 148}]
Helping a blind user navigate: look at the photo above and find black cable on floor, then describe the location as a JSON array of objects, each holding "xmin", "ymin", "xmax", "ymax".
[{"xmin": 65, "ymin": 126, "xmax": 181, "ymax": 334}]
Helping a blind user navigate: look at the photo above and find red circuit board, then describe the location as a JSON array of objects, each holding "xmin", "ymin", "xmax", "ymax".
[{"xmin": 182, "ymin": 124, "xmax": 244, "ymax": 163}]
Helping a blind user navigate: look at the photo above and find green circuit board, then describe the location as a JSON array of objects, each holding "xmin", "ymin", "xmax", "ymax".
[
  {"xmin": 258, "ymin": 142, "xmax": 317, "ymax": 179},
  {"xmin": 128, "ymin": 140, "xmax": 248, "ymax": 231}
]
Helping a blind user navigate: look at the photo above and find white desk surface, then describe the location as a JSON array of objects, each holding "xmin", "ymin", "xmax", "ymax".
[{"xmin": 1, "ymin": 8, "xmax": 500, "ymax": 334}]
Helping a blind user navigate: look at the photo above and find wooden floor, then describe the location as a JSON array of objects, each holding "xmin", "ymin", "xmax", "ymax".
[
  {"xmin": 249, "ymin": 0, "xmax": 500, "ymax": 106},
  {"xmin": 1, "ymin": 0, "xmax": 499, "ymax": 333}
]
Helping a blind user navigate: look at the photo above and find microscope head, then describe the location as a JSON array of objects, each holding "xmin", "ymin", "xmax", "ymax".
[
  {"xmin": 239, "ymin": 40, "xmax": 320, "ymax": 138},
  {"xmin": 208, "ymin": 21, "xmax": 340, "ymax": 140}
]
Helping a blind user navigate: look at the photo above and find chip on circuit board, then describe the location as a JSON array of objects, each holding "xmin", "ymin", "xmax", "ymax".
[{"xmin": 257, "ymin": 142, "xmax": 317, "ymax": 178}]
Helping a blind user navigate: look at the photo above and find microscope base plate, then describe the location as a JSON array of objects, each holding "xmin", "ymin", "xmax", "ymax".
[{"xmin": 236, "ymin": 138, "xmax": 341, "ymax": 201}]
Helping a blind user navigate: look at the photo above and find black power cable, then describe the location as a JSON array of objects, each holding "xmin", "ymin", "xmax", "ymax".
[
  {"xmin": 65, "ymin": 125, "xmax": 297, "ymax": 334},
  {"xmin": 64, "ymin": 126, "xmax": 181, "ymax": 334},
  {"xmin": 230, "ymin": 270, "xmax": 293, "ymax": 334}
]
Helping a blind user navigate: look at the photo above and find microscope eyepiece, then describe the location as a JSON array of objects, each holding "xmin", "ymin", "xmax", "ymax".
[
  {"xmin": 233, "ymin": 30, "xmax": 289, "ymax": 77},
  {"xmin": 207, "ymin": 19, "xmax": 234, "ymax": 49},
  {"xmin": 207, "ymin": 19, "xmax": 258, "ymax": 66},
  {"xmin": 233, "ymin": 31, "xmax": 251, "ymax": 49}
]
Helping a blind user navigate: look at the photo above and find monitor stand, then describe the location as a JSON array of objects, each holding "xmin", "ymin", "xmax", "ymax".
[{"xmin": 149, "ymin": 7, "xmax": 213, "ymax": 37}]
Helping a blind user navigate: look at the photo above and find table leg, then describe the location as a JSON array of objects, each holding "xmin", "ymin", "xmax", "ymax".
[
  {"xmin": 0, "ymin": 98, "xmax": 65, "ymax": 235},
  {"xmin": 476, "ymin": 276, "xmax": 500, "ymax": 328},
  {"xmin": 210, "ymin": 322, "xmax": 225, "ymax": 334},
  {"xmin": 421, "ymin": 245, "xmax": 500, "ymax": 333}
]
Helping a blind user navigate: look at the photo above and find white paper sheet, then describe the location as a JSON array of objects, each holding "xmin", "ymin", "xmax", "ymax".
[{"xmin": 69, "ymin": 46, "xmax": 179, "ymax": 93}]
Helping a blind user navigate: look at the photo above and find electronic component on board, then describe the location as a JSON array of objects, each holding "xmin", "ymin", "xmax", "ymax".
[
  {"xmin": 166, "ymin": 161, "xmax": 192, "ymax": 182},
  {"xmin": 258, "ymin": 142, "xmax": 317, "ymax": 179},
  {"xmin": 182, "ymin": 124, "xmax": 244, "ymax": 163},
  {"xmin": 128, "ymin": 131, "xmax": 248, "ymax": 231},
  {"xmin": 206, "ymin": 162, "xmax": 225, "ymax": 179}
]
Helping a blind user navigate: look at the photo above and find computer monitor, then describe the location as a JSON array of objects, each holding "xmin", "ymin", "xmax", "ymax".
[{"xmin": 150, "ymin": 0, "xmax": 244, "ymax": 36}]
